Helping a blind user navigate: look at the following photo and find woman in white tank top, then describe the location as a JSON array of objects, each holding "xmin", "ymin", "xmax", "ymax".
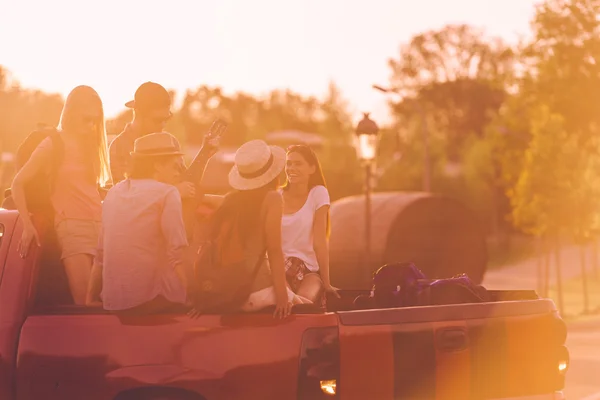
[{"xmin": 280, "ymin": 145, "xmax": 340, "ymax": 307}]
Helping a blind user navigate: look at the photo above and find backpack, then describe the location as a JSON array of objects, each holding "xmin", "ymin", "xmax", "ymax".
[
  {"xmin": 192, "ymin": 209, "xmax": 266, "ymax": 313},
  {"xmin": 2, "ymin": 126, "xmax": 64, "ymax": 220},
  {"xmin": 353, "ymin": 263, "xmax": 490, "ymax": 310},
  {"xmin": 420, "ymin": 274, "xmax": 490, "ymax": 305},
  {"xmin": 3, "ymin": 127, "xmax": 72, "ymax": 306},
  {"xmin": 372, "ymin": 262, "xmax": 428, "ymax": 308}
]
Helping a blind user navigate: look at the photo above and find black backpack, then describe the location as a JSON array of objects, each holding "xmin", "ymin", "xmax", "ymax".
[
  {"xmin": 2, "ymin": 126, "xmax": 65, "ymax": 219},
  {"xmin": 3, "ymin": 127, "xmax": 71, "ymax": 306}
]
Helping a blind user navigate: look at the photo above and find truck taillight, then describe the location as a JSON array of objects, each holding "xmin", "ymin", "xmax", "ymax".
[
  {"xmin": 554, "ymin": 345, "xmax": 569, "ymax": 389},
  {"xmin": 297, "ymin": 327, "xmax": 340, "ymax": 400}
]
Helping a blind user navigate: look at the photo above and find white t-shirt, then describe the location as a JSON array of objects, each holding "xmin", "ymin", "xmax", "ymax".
[{"xmin": 281, "ymin": 185, "xmax": 331, "ymax": 272}]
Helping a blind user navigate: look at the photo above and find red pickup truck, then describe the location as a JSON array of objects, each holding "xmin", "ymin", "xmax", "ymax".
[{"xmin": 0, "ymin": 209, "xmax": 568, "ymax": 400}]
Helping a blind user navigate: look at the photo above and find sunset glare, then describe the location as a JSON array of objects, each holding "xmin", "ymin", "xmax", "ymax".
[{"xmin": 2, "ymin": 0, "xmax": 536, "ymax": 122}]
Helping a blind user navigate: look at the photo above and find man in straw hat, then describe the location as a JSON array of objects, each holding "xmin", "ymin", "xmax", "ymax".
[{"xmin": 87, "ymin": 132, "xmax": 191, "ymax": 314}]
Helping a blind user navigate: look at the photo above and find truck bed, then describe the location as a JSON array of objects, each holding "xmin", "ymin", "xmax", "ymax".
[
  {"xmin": 16, "ymin": 294, "xmax": 567, "ymax": 400},
  {"xmin": 0, "ymin": 210, "xmax": 568, "ymax": 400}
]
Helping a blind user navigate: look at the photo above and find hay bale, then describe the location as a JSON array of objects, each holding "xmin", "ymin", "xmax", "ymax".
[{"xmin": 329, "ymin": 192, "xmax": 487, "ymax": 289}]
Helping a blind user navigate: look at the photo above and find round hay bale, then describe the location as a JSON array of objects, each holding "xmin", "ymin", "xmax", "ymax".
[{"xmin": 329, "ymin": 192, "xmax": 487, "ymax": 289}]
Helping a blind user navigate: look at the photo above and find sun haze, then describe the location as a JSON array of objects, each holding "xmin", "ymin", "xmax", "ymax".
[{"xmin": 1, "ymin": 0, "xmax": 535, "ymax": 122}]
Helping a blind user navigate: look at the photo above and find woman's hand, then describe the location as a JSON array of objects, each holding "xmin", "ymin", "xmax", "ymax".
[
  {"xmin": 18, "ymin": 221, "xmax": 40, "ymax": 258},
  {"xmin": 175, "ymin": 182, "xmax": 196, "ymax": 199},
  {"xmin": 274, "ymin": 298, "xmax": 293, "ymax": 319},
  {"xmin": 324, "ymin": 284, "xmax": 341, "ymax": 298}
]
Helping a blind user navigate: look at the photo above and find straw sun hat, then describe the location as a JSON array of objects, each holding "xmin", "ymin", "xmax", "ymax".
[
  {"xmin": 130, "ymin": 132, "xmax": 184, "ymax": 157},
  {"xmin": 229, "ymin": 140, "xmax": 286, "ymax": 190}
]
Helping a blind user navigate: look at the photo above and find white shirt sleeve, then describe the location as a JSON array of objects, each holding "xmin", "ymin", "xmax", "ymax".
[{"xmin": 312, "ymin": 185, "xmax": 331, "ymax": 211}]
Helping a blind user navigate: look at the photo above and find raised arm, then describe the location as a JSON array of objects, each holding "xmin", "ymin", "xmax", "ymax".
[
  {"xmin": 12, "ymin": 139, "xmax": 52, "ymax": 257},
  {"xmin": 182, "ymin": 135, "xmax": 220, "ymax": 187}
]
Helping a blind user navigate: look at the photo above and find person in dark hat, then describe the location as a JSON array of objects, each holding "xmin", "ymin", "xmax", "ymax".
[
  {"xmin": 109, "ymin": 82, "xmax": 173, "ymax": 184},
  {"xmin": 108, "ymin": 82, "xmax": 218, "ymax": 201}
]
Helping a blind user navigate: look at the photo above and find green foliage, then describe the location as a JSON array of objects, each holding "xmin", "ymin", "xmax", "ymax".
[
  {"xmin": 461, "ymin": 133, "xmax": 496, "ymax": 228},
  {"xmin": 388, "ymin": 24, "xmax": 515, "ymax": 162},
  {"xmin": 502, "ymin": 0, "xmax": 600, "ymax": 244},
  {"xmin": 511, "ymin": 105, "xmax": 570, "ymax": 236}
]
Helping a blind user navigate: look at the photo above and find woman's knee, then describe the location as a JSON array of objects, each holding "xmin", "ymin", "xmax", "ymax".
[{"xmin": 296, "ymin": 274, "xmax": 323, "ymax": 300}]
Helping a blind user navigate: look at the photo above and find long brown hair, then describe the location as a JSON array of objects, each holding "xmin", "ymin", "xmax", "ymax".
[
  {"xmin": 281, "ymin": 144, "xmax": 330, "ymax": 236},
  {"xmin": 57, "ymin": 85, "xmax": 112, "ymax": 186},
  {"xmin": 211, "ymin": 176, "xmax": 280, "ymax": 245}
]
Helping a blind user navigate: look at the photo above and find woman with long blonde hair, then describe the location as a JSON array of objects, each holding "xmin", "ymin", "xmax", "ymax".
[{"xmin": 12, "ymin": 85, "xmax": 111, "ymax": 304}]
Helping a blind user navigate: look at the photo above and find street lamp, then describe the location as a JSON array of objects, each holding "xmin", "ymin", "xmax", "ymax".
[
  {"xmin": 355, "ymin": 112, "xmax": 379, "ymax": 162},
  {"xmin": 354, "ymin": 112, "xmax": 379, "ymax": 278}
]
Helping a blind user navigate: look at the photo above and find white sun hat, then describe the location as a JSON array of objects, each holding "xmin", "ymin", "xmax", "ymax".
[{"xmin": 228, "ymin": 139, "xmax": 286, "ymax": 190}]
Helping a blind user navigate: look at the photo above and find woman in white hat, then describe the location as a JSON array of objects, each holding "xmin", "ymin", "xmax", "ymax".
[{"xmin": 206, "ymin": 139, "xmax": 309, "ymax": 318}]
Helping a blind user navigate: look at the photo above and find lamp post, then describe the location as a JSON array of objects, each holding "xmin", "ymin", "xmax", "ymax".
[{"xmin": 354, "ymin": 113, "xmax": 380, "ymax": 278}]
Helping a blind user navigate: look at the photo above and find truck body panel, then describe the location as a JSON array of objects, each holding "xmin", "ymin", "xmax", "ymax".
[{"xmin": 0, "ymin": 210, "xmax": 568, "ymax": 400}]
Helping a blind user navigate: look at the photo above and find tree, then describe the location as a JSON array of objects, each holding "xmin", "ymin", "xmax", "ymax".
[
  {"xmin": 525, "ymin": 0, "xmax": 600, "ymax": 136},
  {"xmin": 388, "ymin": 24, "xmax": 515, "ymax": 161},
  {"xmin": 0, "ymin": 66, "xmax": 64, "ymax": 152},
  {"xmin": 317, "ymin": 82, "xmax": 362, "ymax": 199},
  {"xmin": 510, "ymin": 105, "xmax": 574, "ymax": 313},
  {"xmin": 511, "ymin": 106, "xmax": 572, "ymax": 238}
]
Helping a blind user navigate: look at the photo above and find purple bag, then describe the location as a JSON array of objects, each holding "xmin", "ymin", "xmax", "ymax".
[
  {"xmin": 371, "ymin": 262, "xmax": 428, "ymax": 308},
  {"xmin": 423, "ymin": 273, "xmax": 490, "ymax": 305},
  {"xmin": 353, "ymin": 264, "xmax": 489, "ymax": 309}
]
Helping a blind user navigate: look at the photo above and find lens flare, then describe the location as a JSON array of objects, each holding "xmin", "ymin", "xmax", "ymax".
[{"xmin": 320, "ymin": 379, "xmax": 337, "ymax": 396}]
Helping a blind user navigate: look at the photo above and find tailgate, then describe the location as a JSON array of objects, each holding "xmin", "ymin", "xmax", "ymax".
[{"xmin": 337, "ymin": 299, "xmax": 567, "ymax": 400}]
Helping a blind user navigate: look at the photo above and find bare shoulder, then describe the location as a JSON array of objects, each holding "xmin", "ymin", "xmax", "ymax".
[{"xmin": 27, "ymin": 137, "xmax": 54, "ymax": 163}]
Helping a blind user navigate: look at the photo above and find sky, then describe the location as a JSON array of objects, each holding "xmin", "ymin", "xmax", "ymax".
[{"xmin": 1, "ymin": 0, "xmax": 537, "ymax": 124}]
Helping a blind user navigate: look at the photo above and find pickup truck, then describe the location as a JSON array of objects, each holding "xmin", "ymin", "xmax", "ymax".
[{"xmin": 0, "ymin": 209, "xmax": 568, "ymax": 400}]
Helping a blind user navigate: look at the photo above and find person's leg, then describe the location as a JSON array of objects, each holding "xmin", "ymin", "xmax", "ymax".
[
  {"xmin": 296, "ymin": 273, "xmax": 324, "ymax": 304},
  {"xmin": 241, "ymin": 286, "xmax": 312, "ymax": 312},
  {"xmin": 293, "ymin": 294, "xmax": 312, "ymax": 304},
  {"xmin": 62, "ymin": 254, "xmax": 93, "ymax": 305},
  {"xmin": 56, "ymin": 219, "xmax": 101, "ymax": 305}
]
